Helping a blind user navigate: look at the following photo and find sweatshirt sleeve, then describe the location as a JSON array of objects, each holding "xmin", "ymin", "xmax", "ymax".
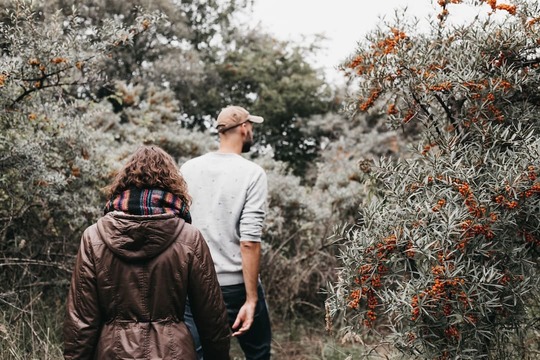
[
  {"xmin": 239, "ymin": 168, "xmax": 267, "ymax": 242},
  {"xmin": 188, "ymin": 231, "xmax": 231, "ymax": 359},
  {"xmin": 63, "ymin": 230, "xmax": 101, "ymax": 359}
]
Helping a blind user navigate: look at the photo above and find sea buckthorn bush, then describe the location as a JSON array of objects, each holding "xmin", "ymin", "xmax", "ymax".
[{"xmin": 329, "ymin": 0, "xmax": 540, "ymax": 358}]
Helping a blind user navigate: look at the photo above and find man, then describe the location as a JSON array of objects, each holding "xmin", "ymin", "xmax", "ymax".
[{"xmin": 181, "ymin": 105, "xmax": 271, "ymax": 360}]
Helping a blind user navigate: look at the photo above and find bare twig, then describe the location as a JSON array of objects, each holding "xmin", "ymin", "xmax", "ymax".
[
  {"xmin": 0, "ymin": 202, "xmax": 42, "ymax": 222},
  {"xmin": 16, "ymin": 280, "xmax": 69, "ymax": 288},
  {"xmin": 0, "ymin": 258, "xmax": 71, "ymax": 273},
  {"xmin": 410, "ymin": 90, "xmax": 443, "ymax": 139},
  {"xmin": 10, "ymin": 81, "xmax": 92, "ymax": 108},
  {"xmin": 433, "ymin": 93, "xmax": 461, "ymax": 136},
  {"xmin": 266, "ymin": 226, "xmax": 310, "ymax": 264},
  {"xmin": 11, "ymin": 291, "xmax": 42, "ymax": 324}
]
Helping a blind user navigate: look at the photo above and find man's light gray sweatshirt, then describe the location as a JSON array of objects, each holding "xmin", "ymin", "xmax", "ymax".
[{"xmin": 180, "ymin": 152, "xmax": 267, "ymax": 286}]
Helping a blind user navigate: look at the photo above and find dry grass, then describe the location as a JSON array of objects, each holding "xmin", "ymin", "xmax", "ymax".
[
  {"xmin": 229, "ymin": 315, "xmax": 394, "ymax": 360},
  {"xmin": 0, "ymin": 292, "xmax": 395, "ymax": 360},
  {"xmin": 0, "ymin": 291, "xmax": 64, "ymax": 360}
]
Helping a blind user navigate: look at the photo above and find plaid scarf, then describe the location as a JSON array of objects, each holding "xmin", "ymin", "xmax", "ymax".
[{"xmin": 104, "ymin": 188, "xmax": 192, "ymax": 224}]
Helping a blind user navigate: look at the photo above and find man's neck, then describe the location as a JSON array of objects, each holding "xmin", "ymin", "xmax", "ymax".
[{"xmin": 218, "ymin": 143, "xmax": 242, "ymax": 154}]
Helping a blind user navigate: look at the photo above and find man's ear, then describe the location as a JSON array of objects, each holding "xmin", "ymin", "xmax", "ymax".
[{"xmin": 240, "ymin": 122, "xmax": 248, "ymax": 135}]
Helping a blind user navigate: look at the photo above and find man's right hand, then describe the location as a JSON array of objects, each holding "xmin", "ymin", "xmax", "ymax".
[{"xmin": 231, "ymin": 300, "xmax": 256, "ymax": 336}]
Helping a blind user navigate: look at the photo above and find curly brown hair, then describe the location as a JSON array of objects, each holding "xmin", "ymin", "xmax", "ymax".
[{"xmin": 105, "ymin": 145, "xmax": 191, "ymax": 206}]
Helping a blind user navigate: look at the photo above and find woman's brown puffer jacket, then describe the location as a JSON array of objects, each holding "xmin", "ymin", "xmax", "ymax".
[{"xmin": 64, "ymin": 212, "xmax": 231, "ymax": 359}]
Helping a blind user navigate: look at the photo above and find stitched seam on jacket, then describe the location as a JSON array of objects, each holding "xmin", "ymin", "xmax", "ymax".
[{"xmin": 142, "ymin": 264, "xmax": 150, "ymax": 359}]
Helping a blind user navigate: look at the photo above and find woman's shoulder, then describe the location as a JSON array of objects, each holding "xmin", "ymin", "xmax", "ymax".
[
  {"xmin": 175, "ymin": 221, "xmax": 203, "ymax": 244},
  {"xmin": 81, "ymin": 223, "xmax": 100, "ymax": 242}
]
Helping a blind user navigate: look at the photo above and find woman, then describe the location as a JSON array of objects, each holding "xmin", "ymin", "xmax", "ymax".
[{"xmin": 64, "ymin": 145, "xmax": 230, "ymax": 359}]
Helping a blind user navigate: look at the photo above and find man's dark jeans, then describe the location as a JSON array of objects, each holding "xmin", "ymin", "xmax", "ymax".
[{"xmin": 185, "ymin": 282, "xmax": 272, "ymax": 360}]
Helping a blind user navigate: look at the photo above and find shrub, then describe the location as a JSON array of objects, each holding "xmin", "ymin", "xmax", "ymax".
[
  {"xmin": 0, "ymin": 3, "xmax": 161, "ymax": 356},
  {"xmin": 328, "ymin": 1, "xmax": 540, "ymax": 358}
]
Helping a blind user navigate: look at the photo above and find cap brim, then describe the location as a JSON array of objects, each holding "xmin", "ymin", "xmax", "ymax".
[{"xmin": 248, "ymin": 115, "xmax": 264, "ymax": 123}]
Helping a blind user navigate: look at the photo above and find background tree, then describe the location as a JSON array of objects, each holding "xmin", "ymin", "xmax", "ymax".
[
  {"xmin": 329, "ymin": 0, "xmax": 540, "ymax": 358},
  {"xmin": 214, "ymin": 31, "xmax": 334, "ymax": 176}
]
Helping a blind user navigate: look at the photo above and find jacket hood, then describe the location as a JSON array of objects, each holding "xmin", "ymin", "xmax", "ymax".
[{"xmin": 96, "ymin": 212, "xmax": 185, "ymax": 261}]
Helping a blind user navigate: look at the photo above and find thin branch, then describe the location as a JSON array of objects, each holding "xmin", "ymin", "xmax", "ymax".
[
  {"xmin": 512, "ymin": 57, "xmax": 540, "ymax": 69},
  {"xmin": 266, "ymin": 227, "xmax": 307, "ymax": 264},
  {"xmin": 8, "ymin": 54, "xmax": 97, "ymax": 108},
  {"xmin": 0, "ymin": 258, "xmax": 71, "ymax": 273},
  {"xmin": 14, "ymin": 54, "xmax": 97, "ymax": 83},
  {"xmin": 433, "ymin": 93, "xmax": 461, "ymax": 137},
  {"xmin": 0, "ymin": 296, "xmax": 27, "ymax": 312},
  {"xmin": 11, "ymin": 291, "xmax": 42, "ymax": 324},
  {"xmin": 296, "ymin": 238, "xmax": 344, "ymax": 263},
  {"xmin": 15, "ymin": 65, "xmax": 73, "ymax": 82},
  {"xmin": 10, "ymin": 81, "xmax": 92, "ymax": 108},
  {"xmin": 0, "ymin": 202, "xmax": 42, "ymax": 222},
  {"xmin": 16, "ymin": 280, "xmax": 69, "ymax": 288},
  {"xmin": 410, "ymin": 90, "xmax": 443, "ymax": 139}
]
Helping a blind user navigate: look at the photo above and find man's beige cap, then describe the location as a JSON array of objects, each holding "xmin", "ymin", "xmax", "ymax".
[{"xmin": 216, "ymin": 106, "xmax": 264, "ymax": 133}]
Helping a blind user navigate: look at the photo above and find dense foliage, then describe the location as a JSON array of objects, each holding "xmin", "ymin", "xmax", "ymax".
[{"xmin": 329, "ymin": 0, "xmax": 540, "ymax": 358}]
